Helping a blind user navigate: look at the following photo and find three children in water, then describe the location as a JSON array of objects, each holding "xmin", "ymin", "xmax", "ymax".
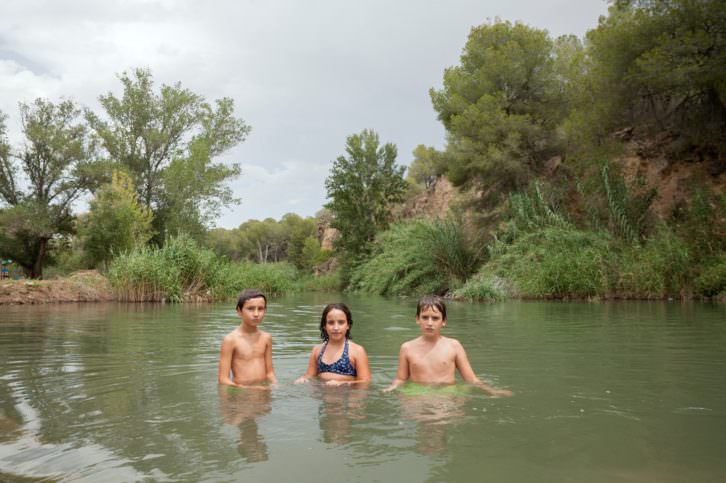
[{"xmin": 218, "ymin": 289, "xmax": 512, "ymax": 396}]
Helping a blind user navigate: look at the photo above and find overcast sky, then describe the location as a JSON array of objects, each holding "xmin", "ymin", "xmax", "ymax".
[{"xmin": 1, "ymin": 0, "xmax": 609, "ymax": 228}]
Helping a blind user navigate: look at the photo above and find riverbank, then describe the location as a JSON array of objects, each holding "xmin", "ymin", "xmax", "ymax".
[
  {"xmin": 0, "ymin": 271, "xmax": 115, "ymax": 305},
  {"xmin": 3, "ymin": 269, "xmax": 723, "ymax": 305}
]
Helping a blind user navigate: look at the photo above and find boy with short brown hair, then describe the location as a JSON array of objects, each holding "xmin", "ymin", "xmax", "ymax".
[
  {"xmin": 384, "ymin": 295, "xmax": 512, "ymax": 396},
  {"xmin": 218, "ymin": 289, "xmax": 277, "ymax": 388}
]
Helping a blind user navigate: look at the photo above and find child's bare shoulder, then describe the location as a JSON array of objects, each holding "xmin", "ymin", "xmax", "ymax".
[
  {"xmin": 223, "ymin": 328, "xmax": 241, "ymax": 343},
  {"xmin": 400, "ymin": 336, "xmax": 426, "ymax": 353},
  {"xmin": 442, "ymin": 336, "xmax": 465, "ymax": 350},
  {"xmin": 349, "ymin": 340, "xmax": 367, "ymax": 354},
  {"xmin": 400, "ymin": 338, "xmax": 418, "ymax": 351}
]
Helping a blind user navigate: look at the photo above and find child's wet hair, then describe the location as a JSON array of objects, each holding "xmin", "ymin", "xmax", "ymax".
[
  {"xmin": 416, "ymin": 295, "xmax": 447, "ymax": 320},
  {"xmin": 236, "ymin": 288, "xmax": 267, "ymax": 310},
  {"xmin": 320, "ymin": 303, "xmax": 353, "ymax": 341}
]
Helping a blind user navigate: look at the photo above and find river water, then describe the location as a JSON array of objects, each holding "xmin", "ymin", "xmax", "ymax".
[{"xmin": 1, "ymin": 294, "xmax": 725, "ymax": 482}]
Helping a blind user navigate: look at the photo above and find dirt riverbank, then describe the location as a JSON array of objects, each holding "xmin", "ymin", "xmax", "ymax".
[{"xmin": 0, "ymin": 270, "xmax": 115, "ymax": 305}]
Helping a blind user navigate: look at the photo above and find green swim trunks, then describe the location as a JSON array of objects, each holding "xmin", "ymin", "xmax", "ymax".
[{"xmin": 399, "ymin": 383, "xmax": 473, "ymax": 396}]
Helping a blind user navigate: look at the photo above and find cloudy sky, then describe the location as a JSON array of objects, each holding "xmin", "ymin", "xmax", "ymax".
[{"xmin": 1, "ymin": 0, "xmax": 609, "ymax": 228}]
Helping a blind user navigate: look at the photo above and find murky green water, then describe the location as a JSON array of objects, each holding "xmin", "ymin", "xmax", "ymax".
[{"xmin": 1, "ymin": 295, "xmax": 725, "ymax": 482}]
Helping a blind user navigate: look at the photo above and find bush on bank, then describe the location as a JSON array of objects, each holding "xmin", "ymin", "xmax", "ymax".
[{"xmin": 349, "ymin": 218, "xmax": 480, "ymax": 296}]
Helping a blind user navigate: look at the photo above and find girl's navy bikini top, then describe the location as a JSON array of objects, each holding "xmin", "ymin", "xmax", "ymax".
[{"xmin": 317, "ymin": 338, "xmax": 357, "ymax": 377}]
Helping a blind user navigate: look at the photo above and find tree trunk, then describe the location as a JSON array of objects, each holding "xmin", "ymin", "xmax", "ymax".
[{"xmin": 30, "ymin": 238, "xmax": 48, "ymax": 279}]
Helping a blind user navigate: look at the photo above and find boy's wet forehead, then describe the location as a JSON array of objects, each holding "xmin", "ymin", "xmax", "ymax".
[
  {"xmin": 242, "ymin": 296, "xmax": 266, "ymax": 309},
  {"xmin": 418, "ymin": 305, "xmax": 443, "ymax": 317}
]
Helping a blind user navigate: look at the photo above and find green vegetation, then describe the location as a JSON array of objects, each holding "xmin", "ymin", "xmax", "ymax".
[
  {"xmin": 407, "ymin": 145, "xmax": 441, "ymax": 189},
  {"xmin": 324, "ymin": 129, "xmax": 407, "ymax": 283},
  {"xmin": 0, "ymin": 99, "xmax": 103, "ymax": 278},
  {"xmin": 86, "ymin": 68, "xmax": 249, "ymax": 243},
  {"xmin": 295, "ymin": 271, "xmax": 342, "ymax": 292},
  {"xmin": 430, "ymin": 21, "xmax": 565, "ymax": 205},
  {"xmin": 79, "ymin": 171, "xmax": 153, "ymax": 268},
  {"xmin": 205, "ymin": 212, "xmax": 331, "ymax": 273},
  {"xmin": 349, "ymin": 218, "xmax": 480, "ymax": 296},
  {"xmin": 457, "ymin": 184, "xmax": 725, "ymax": 300},
  {"xmin": 582, "ymin": 0, "xmax": 726, "ymax": 152},
  {"xmin": 107, "ymin": 234, "xmax": 303, "ymax": 302}
]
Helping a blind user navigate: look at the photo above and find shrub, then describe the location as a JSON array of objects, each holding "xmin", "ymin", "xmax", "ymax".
[
  {"xmin": 350, "ymin": 218, "xmax": 480, "ymax": 296},
  {"xmin": 295, "ymin": 271, "xmax": 342, "ymax": 292},
  {"xmin": 222, "ymin": 261, "xmax": 298, "ymax": 297},
  {"xmin": 614, "ymin": 225, "xmax": 691, "ymax": 298},
  {"xmin": 484, "ymin": 227, "xmax": 612, "ymax": 298},
  {"xmin": 693, "ymin": 255, "xmax": 726, "ymax": 298},
  {"xmin": 454, "ymin": 273, "xmax": 508, "ymax": 301}
]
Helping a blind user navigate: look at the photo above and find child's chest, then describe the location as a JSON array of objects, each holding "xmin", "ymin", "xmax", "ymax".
[
  {"xmin": 409, "ymin": 348, "xmax": 455, "ymax": 373},
  {"xmin": 233, "ymin": 336, "xmax": 267, "ymax": 358}
]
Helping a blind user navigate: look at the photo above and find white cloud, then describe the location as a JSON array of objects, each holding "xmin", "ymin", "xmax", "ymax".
[{"xmin": 218, "ymin": 158, "xmax": 330, "ymax": 227}]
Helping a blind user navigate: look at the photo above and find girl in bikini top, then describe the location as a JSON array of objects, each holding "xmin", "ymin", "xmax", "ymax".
[
  {"xmin": 317, "ymin": 338, "xmax": 356, "ymax": 376},
  {"xmin": 294, "ymin": 303, "xmax": 371, "ymax": 386}
]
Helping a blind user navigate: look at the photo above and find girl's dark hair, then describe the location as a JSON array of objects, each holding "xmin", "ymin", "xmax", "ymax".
[
  {"xmin": 319, "ymin": 303, "xmax": 353, "ymax": 341},
  {"xmin": 236, "ymin": 288, "xmax": 267, "ymax": 310},
  {"xmin": 416, "ymin": 295, "xmax": 447, "ymax": 320}
]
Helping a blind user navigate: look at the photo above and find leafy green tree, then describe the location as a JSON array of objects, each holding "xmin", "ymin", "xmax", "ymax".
[
  {"xmin": 430, "ymin": 20, "xmax": 564, "ymax": 201},
  {"xmin": 238, "ymin": 218, "xmax": 287, "ymax": 263},
  {"xmin": 324, "ymin": 129, "xmax": 407, "ymax": 270},
  {"xmin": 408, "ymin": 144, "xmax": 442, "ymax": 189},
  {"xmin": 206, "ymin": 227, "xmax": 243, "ymax": 261},
  {"xmin": 86, "ymin": 68, "xmax": 250, "ymax": 242},
  {"xmin": 300, "ymin": 235, "xmax": 331, "ymax": 273},
  {"xmin": 79, "ymin": 171, "xmax": 153, "ymax": 267},
  {"xmin": 583, "ymin": 0, "xmax": 726, "ymax": 151},
  {"xmin": 0, "ymin": 100, "xmax": 100, "ymax": 278},
  {"xmin": 281, "ymin": 213, "xmax": 318, "ymax": 270}
]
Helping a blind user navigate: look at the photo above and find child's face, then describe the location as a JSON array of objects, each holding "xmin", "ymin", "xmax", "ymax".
[
  {"xmin": 237, "ymin": 297, "xmax": 266, "ymax": 327},
  {"xmin": 324, "ymin": 308, "xmax": 350, "ymax": 341},
  {"xmin": 416, "ymin": 306, "xmax": 446, "ymax": 337}
]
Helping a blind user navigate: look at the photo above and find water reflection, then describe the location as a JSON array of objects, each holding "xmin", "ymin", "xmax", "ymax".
[
  {"xmin": 0, "ymin": 383, "xmax": 24, "ymax": 444},
  {"xmin": 217, "ymin": 386, "xmax": 271, "ymax": 463},
  {"xmin": 397, "ymin": 388, "xmax": 466, "ymax": 455},
  {"xmin": 313, "ymin": 384, "xmax": 368, "ymax": 446}
]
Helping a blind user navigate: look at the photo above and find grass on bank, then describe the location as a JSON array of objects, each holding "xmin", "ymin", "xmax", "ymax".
[
  {"xmin": 107, "ymin": 234, "xmax": 306, "ymax": 302},
  {"xmin": 455, "ymin": 225, "xmax": 725, "ymax": 301}
]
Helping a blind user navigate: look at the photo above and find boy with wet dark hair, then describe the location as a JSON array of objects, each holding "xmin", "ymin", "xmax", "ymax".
[
  {"xmin": 385, "ymin": 295, "xmax": 512, "ymax": 396},
  {"xmin": 218, "ymin": 288, "xmax": 277, "ymax": 388}
]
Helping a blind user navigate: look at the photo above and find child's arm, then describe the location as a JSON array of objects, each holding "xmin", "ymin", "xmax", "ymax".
[
  {"xmin": 353, "ymin": 346, "xmax": 371, "ymax": 383},
  {"xmin": 294, "ymin": 346, "xmax": 320, "ymax": 384},
  {"xmin": 383, "ymin": 344, "xmax": 410, "ymax": 392},
  {"xmin": 218, "ymin": 336, "xmax": 239, "ymax": 387},
  {"xmin": 455, "ymin": 341, "xmax": 513, "ymax": 397},
  {"xmin": 264, "ymin": 334, "xmax": 277, "ymax": 385}
]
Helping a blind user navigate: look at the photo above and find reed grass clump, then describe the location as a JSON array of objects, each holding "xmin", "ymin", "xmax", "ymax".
[
  {"xmin": 295, "ymin": 271, "xmax": 342, "ymax": 292},
  {"xmin": 613, "ymin": 225, "xmax": 691, "ymax": 298},
  {"xmin": 482, "ymin": 227, "xmax": 613, "ymax": 298},
  {"xmin": 350, "ymin": 218, "xmax": 480, "ymax": 296},
  {"xmin": 108, "ymin": 234, "xmax": 301, "ymax": 301},
  {"xmin": 107, "ymin": 245, "xmax": 184, "ymax": 302},
  {"xmin": 221, "ymin": 261, "xmax": 298, "ymax": 297}
]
